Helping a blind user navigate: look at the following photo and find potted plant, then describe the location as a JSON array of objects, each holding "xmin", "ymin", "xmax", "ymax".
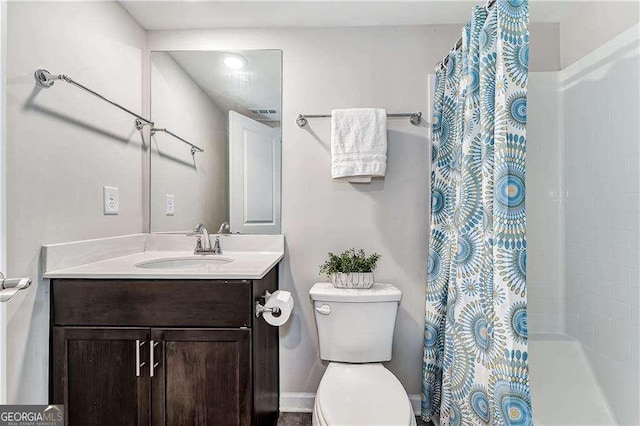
[{"xmin": 319, "ymin": 248, "xmax": 381, "ymax": 289}]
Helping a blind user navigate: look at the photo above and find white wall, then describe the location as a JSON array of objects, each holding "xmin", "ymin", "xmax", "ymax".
[
  {"xmin": 0, "ymin": 0, "xmax": 8, "ymax": 404},
  {"xmin": 5, "ymin": 1, "xmax": 146, "ymax": 402},
  {"xmin": 148, "ymin": 24, "xmax": 560, "ymax": 408},
  {"xmin": 560, "ymin": 1, "xmax": 639, "ymax": 68},
  {"xmin": 529, "ymin": 23, "xmax": 561, "ymax": 72},
  {"xmin": 0, "ymin": 3, "xmax": 565, "ymax": 407},
  {"xmin": 526, "ymin": 72, "xmax": 564, "ymax": 335},
  {"xmin": 150, "ymin": 52, "xmax": 227, "ymax": 232},
  {"xmin": 562, "ymin": 26, "xmax": 640, "ymax": 425}
]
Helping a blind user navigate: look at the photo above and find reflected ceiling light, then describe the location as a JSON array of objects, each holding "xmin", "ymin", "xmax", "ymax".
[{"xmin": 224, "ymin": 54, "xmax": 247, "ymax": 70}]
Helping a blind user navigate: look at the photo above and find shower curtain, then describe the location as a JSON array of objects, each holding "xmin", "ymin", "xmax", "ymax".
[{"xmin": 422, "ymin": 1, "xmax": 530, "ymax": 425}]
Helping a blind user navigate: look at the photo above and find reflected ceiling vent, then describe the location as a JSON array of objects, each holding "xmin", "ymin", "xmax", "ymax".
[{"xmin": 249, "ymin": 107, "xmax": 279, "ymax": 121}]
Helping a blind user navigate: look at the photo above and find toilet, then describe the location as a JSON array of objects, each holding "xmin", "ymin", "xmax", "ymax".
[{"xmin": 310, "ymin": 282, "xmax": 416, "ymax": 426}]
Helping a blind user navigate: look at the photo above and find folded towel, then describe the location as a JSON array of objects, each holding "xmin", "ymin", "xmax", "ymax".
[{"xmin": 331, "ymin": 108, "xmax": 387, "ymax": 183}]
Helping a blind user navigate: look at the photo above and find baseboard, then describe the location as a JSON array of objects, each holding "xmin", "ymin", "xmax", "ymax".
[
  {"xmin": 280, "ymin": 392, "xmax": 422, "ymax": 415},
  {"xmin": 280, "ymin": 392, "xmax": 315, "ymax": 413},
  {"xmin": 409, "ymin": 394, "xmax": 422, "ymax": 415}
]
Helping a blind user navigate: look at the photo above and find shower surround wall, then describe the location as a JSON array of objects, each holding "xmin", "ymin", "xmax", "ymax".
[
  {"xmin": 528, "ymin": 25, "xmax": 640, "ymax": 425},
  {"xmin": 562, "ymin": 26, "xmax": 639, "ymax": 425},
  {"xmin": 526, "ymin": 72, "xmax": 564, "ymax": 334}
]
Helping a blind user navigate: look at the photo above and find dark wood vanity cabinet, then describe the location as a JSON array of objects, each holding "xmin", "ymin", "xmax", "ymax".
[
  {"xmin": 50, "ymin": 268, "xmax": 279, "ymax": 426},
  {"xmin": 150, "ymin": 328, "xmax": 251, "ymax": 426},
  {"xmin": 52, "ymin": 327, "xmax": 151, "ymax": 426}
]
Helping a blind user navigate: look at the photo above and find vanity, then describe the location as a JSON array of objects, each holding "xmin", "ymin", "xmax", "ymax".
[{"xmin": 43, "ymin": 234, "xmax": 285, "ymax": 426}]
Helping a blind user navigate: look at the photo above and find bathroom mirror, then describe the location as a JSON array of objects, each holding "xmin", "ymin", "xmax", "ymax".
[{"xmin": 149, "ymin": 50, "xmax": 282, "ymax": 234}]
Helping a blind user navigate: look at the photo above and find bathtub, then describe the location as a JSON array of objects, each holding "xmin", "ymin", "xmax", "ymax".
[{"xmin": 529, "ymin": 333, "xmax": 616, "ymax": 425}]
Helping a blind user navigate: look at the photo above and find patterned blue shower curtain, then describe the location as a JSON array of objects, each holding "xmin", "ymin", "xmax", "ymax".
[{"xmin": 422, "ymin": 1, "xmax": 531, "ymax": 425}]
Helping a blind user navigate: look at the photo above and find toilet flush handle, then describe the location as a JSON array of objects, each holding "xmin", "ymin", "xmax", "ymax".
[{"xmin": 315, "ymin": 304, "xmax": 331, "ymax": 315}]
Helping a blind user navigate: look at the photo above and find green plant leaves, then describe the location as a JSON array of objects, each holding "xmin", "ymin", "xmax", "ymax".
[{"xmin": 319, "ymin": 248, "xmax": 381, "ymax": 275}]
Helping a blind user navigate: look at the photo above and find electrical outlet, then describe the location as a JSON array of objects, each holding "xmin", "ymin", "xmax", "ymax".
[
  {"xmin": 103, "ymin": 186, "xmax": 119, "ymax": 215},
  {"xmin": 166, "ymin": 194, "xmax": 175, "ymax": 216}
]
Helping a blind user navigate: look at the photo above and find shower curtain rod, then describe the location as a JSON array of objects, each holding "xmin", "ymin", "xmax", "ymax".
[
  {"xmin": 33, "ymin": 68, "xmax": 205, "ymax": 155},
  {"xmin": 436, "ymin": 0, "xmax": 497, "ymax": 71}
]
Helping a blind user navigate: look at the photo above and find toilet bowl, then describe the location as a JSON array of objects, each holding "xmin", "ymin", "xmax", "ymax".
[
  {"xmin": 310, "ymin": 283, "xmax": 415, "ymax": 426},
  {"xmin": 312, "ymin": 363, "xmax": 416, "ymax": 426}
]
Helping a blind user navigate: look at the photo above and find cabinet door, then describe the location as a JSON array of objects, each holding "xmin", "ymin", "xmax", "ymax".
[
  {"xmin": 52, "ymin": 327, "xmax": 150, "ymax": 426},
  {"xmin": 151, "ymin": 328, "xmax": 251, "ymax": 426}
]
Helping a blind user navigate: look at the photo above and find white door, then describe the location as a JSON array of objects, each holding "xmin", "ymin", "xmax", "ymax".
[{"xmin": 228, "ymin": 111, "xmax": 281, "ymax": 234}]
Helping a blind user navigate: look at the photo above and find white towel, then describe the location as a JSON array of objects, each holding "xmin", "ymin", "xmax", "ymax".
[{"xmin": 331, "ymin": 108, "xmax": 387, "ymax": 183}]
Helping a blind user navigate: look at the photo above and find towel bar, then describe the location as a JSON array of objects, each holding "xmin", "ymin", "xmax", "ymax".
[{"xmin": 296, "ymin": 112, "xmax": 422, "ymax": 127}]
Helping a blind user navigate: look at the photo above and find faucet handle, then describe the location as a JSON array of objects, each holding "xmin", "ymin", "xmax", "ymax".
[
  {"xmin": 213, "ymin": 236, "xmax": 223, "ymax": 254},
  {"xmin": 218, "ymin": 222, "xmax": 231, "ymax": 235},
  {"xmin": 194, "ymin": 235, "xmax": 203, "ymax": 252}
]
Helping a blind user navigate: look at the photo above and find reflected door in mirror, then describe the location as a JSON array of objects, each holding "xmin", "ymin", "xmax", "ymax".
[{"xmin": 229, "ymin": 111, "xmax": 281, "ymax": 234}]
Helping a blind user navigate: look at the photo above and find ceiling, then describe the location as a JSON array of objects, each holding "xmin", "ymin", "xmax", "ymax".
[
  {"xmin": 163, "ymin": 50, "xmax": 282, "ymax": 121},
  {"xmin": 121, "ymin": 1, "xmax": 598, "ymax": 30}
]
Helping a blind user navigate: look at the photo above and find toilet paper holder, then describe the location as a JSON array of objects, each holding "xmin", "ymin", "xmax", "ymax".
[{"xmin": 255, "ymin": 290, "xmax": 281, "ymax": 318}]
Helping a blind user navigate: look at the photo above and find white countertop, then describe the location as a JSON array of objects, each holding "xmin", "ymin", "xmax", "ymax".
[{"xmin": 42, "ymin": 234, "xmax": 284, "ymax": 280}]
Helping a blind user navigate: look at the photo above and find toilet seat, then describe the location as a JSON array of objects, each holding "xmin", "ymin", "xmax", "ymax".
[{"xmin": 313, "ymin": 363, "xmax": 416, "ymax": 426}]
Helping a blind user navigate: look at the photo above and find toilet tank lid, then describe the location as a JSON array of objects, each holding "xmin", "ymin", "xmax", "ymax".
[{"xmin": 310, "ymin": 283, "xmax": 402, "ymax": 302}]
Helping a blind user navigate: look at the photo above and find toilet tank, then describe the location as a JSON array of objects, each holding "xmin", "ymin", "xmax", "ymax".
[{"xmin": 309, "ymin": 283, "xmax": 402, "ymax": 363}]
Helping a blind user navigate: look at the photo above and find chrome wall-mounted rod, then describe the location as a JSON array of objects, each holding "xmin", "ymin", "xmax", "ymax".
[
  {"xmin": 34, "ymin": 68, "xmax": 153, "ymax": 128},
  {"xmin": 150, "ymin": 127, "xmax": 204, "ymax": 156},
  {"xmin": 34, "ymin": 68, "xmax": 204, "ymax": 155},
  {"xmin": 296, "ymin": 112, "xmax": 422, "ymax": 127}
]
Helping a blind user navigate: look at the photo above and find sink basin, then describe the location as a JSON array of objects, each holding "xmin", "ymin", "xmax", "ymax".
[{"xmin": 135, "ymin": 256, "xmax": 234, "ymax": 270}]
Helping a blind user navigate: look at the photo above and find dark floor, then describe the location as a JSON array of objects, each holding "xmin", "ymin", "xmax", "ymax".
[{"xmin": 277, "ymin": 412, "xmax": 431, "ymax": 425}]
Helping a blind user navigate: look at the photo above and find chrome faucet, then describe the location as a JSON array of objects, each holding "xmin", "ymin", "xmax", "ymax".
[{"xmin": 193, "ymin": 223, "xmax": 222, "ymax": 255}]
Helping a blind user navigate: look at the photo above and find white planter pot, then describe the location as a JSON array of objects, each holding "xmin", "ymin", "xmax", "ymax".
[{"xmin": 330, "ymin": 272, "xmax": 374, "ymax": 289}]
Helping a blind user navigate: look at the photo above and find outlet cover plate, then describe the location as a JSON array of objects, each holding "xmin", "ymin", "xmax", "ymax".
[
  {"xmin": 103, "ymin": 186, "xmax": 119, "ymax": 215},
  {"xmin": 166, "ymin": 194, "xmax": 175, "ymax": 216}
]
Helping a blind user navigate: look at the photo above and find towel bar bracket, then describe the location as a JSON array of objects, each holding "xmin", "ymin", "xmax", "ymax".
[
  {"xmin": 296, "ymin": 115, "xmax": 308, "ymax": 127},
  {"xmin": 409, "ymin": 112, "xmax": 423, "ymax": 126},
  {"xmin": 135, "ymin": 119, "xmax": 146, "ymax": 131}
]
